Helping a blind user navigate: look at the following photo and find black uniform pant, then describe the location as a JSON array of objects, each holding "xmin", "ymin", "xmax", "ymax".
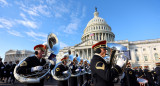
[
  {"xmin": 78, "ymin": 75, "xmax": 83, "ymax": 86},
  {"xmin": 58, "ymin": 80, "xmax": 68, "ymax": 86},
  {"xmin": 69, "ymin": 77, "xmax": 77, "ymax": 86}
]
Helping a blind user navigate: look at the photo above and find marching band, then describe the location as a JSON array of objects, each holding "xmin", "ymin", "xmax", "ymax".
[{"xmin": 0, "ymin": 33, "xmax": 160, "ymax": 86}]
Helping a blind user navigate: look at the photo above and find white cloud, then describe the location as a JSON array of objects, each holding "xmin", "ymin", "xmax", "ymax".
[
  {"xmin": 16, "ymin": 20, "xmax": 38, "ymax": 29},
  {"xmin": 60, "ymin": 42, "xmax": 68, "ymax": 49},
  {"xmin": 64, "ymin": 23, "xmax": 78, "ymax": 34},
  {"xmin": 25, "ymin": 31, "xmax": 47, "ymax": 42},
  {"xmin": 0, "ymin": 0, "xmax": 8, "ymax": 7},
  {"xmin": 20, "ymin": 13, "xmax": 27, "ymax": 20},
  {"xmin": 0, "ymin": 18, "xmax": 14, "ymax": 29},
  {"xmin": 19, "ymin": 3, "xmax": 51, "ymax": 17},
  {"xmin": 7, "ymin": 30, "xmax": 23, "ymax": 37}
]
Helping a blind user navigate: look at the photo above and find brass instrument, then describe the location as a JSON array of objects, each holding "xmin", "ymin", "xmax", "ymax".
[
  {"xmin": 14, "ymin": 33, "xmax": 59, "ymax": 83},
  {"xmin": 106, "ymin": 43, "xmax": 130, "ymax": 72}
]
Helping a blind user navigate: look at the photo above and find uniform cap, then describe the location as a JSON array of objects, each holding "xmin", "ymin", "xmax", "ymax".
[
  {"xmin": 61, "ymin": 56, "xmax": 68, "ymax": 61},
  {"xmin": 92, "ymin": 40, "xmax": 106, "ymax": 50},
  {"xmin": 156, "ymin": 62, "xmax": 160, "ymax": 66},
  {"xmin": 34, "ymin": 44, "xmax": 46, "ymax": 52},
  {"xmin": 144, "ymin": 66, "xmax": 148, "ymax": 68}
]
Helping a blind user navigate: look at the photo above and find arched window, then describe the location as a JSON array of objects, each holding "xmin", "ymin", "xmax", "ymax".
[{"xmin": 154, "ymin": 53, "xmax": 159, "ymax": 61}]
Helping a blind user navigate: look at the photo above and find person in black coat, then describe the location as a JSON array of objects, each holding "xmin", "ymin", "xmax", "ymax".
[
  {"xmin": 0, "ymin": 58, "xmax": 4, "ymax": 81},
  {"xmin": 121, "ymin": 64, "xmax": 139, "ymax": 86},
  {"xmin": 17, "ymin": 44, "xmax": 47, "ymax": 86},
  {"xmin": 68, "ymin": 58, "xmax": 79, "ymax": 86},
  {"xmin": 143, "ymin": 66, "xmax": 155, "ymax": 86},
  {"xmin": 55, "ymin": 55, "xmax": 69, "ymax": 86},
  {"xmin": 10, "ymin": 60, "xmax": 19, "ymax": 84},
  {"xmin": 90, "ymin": 40, "xmax": 125, "ymax": 86},
  {"xmin": 77, "ymin": 59, "xmax": 85, "ymax": 86}
]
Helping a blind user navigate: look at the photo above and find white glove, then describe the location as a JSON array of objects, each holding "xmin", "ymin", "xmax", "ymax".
[
  {"xmin": 75, "ymin": 69, "xmax": 79, "ymax": 72},
  {"xmin": 49, "ymin": 60, "xmax": 55, "ymax": 65},
  {"xmin": 82, "ymin": 69, "xmax": 85, "ymax": 71},
  {"xmin": 31, "ymin": 66, "xmax": 43, "ymax": 72},
  {"xmin": 117, "ymin": 58, "xmax": 126, "ymax": 68},
  {"xmin": 10, "ymin": 72, "xmax": 12, "ymax": 74},
  {"xmin": 63, "ymin": 71, "xmax": 68, "ymax": 74},
  {"xmin": 69, "ymin": 66, "xmax": 73, "ymax": 69},
  {"xmin": 1, "ymin": 67, "xmax": 4, "ymax": 69}
]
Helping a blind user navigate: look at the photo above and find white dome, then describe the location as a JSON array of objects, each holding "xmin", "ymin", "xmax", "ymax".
[
  {"xmin": 87, "ymin": 16, "xmax": 107, "ymax": 27},
  {"xmin": 81, "ymin": 8, "xmax": 115, "ymax": 42}
]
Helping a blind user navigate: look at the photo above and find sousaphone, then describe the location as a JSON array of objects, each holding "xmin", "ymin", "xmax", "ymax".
[{"xmin": 14, "ymin": 33, "xmax": 60, "ymax": 83}]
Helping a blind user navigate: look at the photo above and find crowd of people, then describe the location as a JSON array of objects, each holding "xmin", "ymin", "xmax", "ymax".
[
  {"xmin": 0, "ymin": 40, "xmax": 160, "ymax": 86},
  {"xmin": 0, "ymin": 58, "xmax": 19, "ymax": 84}
]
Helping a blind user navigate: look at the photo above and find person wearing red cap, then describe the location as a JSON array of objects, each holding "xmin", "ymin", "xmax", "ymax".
[
  {"xmin": 17, "ymin": 44, "xmax": 47, "ymax": 86},
  {"xmin": 90, "ymin": 40, "xmax": 126, "ymax": 86},
  {"xmin": 55, "ymin": 55, "xmax": 69, "ymax": 86},
  {"xmin": 143, "ymin": 66, "xmax": 155, "ymax": 86}
]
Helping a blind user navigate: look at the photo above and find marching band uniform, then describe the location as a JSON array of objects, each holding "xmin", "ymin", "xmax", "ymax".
[
  {"xmin": 83, "ymin": 61, "xmax": 90, "ymax": 86},
  {"xmin": 138, "ymin": 66, "xmax": 144, "ymax": 78},
  {"xmin": 143, "ymin": 66, "xmax": 155, "ymax": 86},
  {"xmin": 121, "ymin": 63, "xmax": 139, "ymax": 86},
  {"xmin": 90, "ymin": 40, "xmax": 124, "ymax": 86},
  {"xmin": 55, "ymin": 56, "xmax": 69, "ymax": 86},
  {"xmin": 69, "ymin": 59, "xmax": 78, "ymax": 86},
  {"xmin": 17, "ymin": 44, "xmax": 47, "ymax": 86},
  {"xmin": 155, "ymin": 62, "xmax": 160, "ymax": 86},
  {"xmin": 77, "ymin": 61, "xmax": 84, "ymax": 86}
]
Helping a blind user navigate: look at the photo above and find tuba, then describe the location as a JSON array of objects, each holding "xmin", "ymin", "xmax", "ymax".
[
  {"xmin": 106, "ymin": 43, "xmax": 130, "ymax": 72},
  {"xmin": 70, "ymin": 57, "xmax": 81, "ymax": 77},
  {"xmin": 51, "ymin": 54, "xmax": 72, "ymax": 81},
  {"xmin": 14, "ymin": 33, "xmax": 59, "ymax": 83}
]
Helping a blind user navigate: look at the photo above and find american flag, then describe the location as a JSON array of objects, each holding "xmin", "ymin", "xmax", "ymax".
[{"xmin": 90, "ymin": 33, "xmax": 94, "ymax": 36}]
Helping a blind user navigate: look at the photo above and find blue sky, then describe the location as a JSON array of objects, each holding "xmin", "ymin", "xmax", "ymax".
[{"xmin": 0, "ymin": 0, "xmax": 160, "ymax": 60}]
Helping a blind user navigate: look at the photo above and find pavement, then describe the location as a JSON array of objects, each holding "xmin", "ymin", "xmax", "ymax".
[{"xmin": 0, "ymin": 78, "xmax": 120, "ymax": 86}]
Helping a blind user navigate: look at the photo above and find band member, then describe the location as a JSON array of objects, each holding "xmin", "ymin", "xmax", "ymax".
[
  {"xmin": 90, "ymin": 40, "xmax": 125, "ymax": 86},
  {"xmin": 155, "ymin": 62, "xmax": 160, "ymax": 86},
  {"xmin": 143, "ymin": 66, "xmax": 155, "ymax": 86},
  {"xmin": 134, "ymin": 67, "xmax": 139, "ymax": 78},
  {"xmin": 55, "ymin": 55, "xmax": 69, "ymax": 86},
  {"xmin": 77, "ymin": 59, "xmax": 84, "ymax": 86},
  {"xmin": 121, "ymin": 63, "xmax": 139, "ymax": 86},
  {"xmin": 83, "ymin": 60, "xmax": 90, "ymax": 86},
  {"xmin": 138, "ymin": 66, "xmax": 144, "ymax": 78},
  {"xmin": 69, "ymin": 58, "xmax": 79, "ymax": 86},
  {"xmin": 17, "ymin": 44, "xmax": 48, "ymax": 86}
]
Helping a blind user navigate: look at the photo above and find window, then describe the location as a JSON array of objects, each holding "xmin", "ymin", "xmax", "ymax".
[
  {"xmin": 154, "ymin": 53, "xmax": 159, "ymax": 61},
  {"xmin": 136, "ymin": 56, "xmax": 139, "ymax": 61},
  {"xmin": 144, "ymin": 56, "xmax": 148, "ymax": 61},
  {"xmin": 143, "ymin": 48, "xmax": 146, "ymax": 51},
  {"xmin": 154, "ymin": 48, "xmax": 156, "ymax": 50},
  {"xmin": 135, "ymin": 49, "xmax": 138, "ymax": 52}
]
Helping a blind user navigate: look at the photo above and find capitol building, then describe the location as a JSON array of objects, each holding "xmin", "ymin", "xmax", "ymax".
[
  {"xmin": 4, "ymin": 50, "xmax": 34, "ymax": 63},
  {"xmin": 57, "ymin": 8, "xmax": 160, "ymax": 70}
]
